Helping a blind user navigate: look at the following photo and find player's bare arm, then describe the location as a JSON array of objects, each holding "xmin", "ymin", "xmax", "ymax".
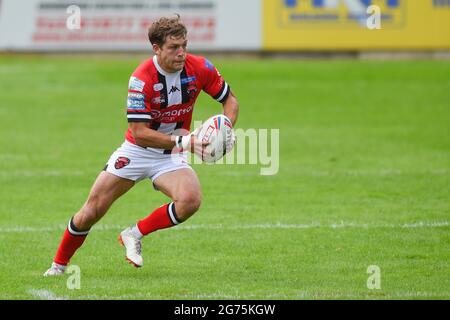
[
  {"xmin": 130, "ymin": 122, "xmax": 176, "ymax": 149},
  {"xmin": 130, "ymin": 122, "xmax": 207, "ymax": 154},
  {"xmin": 222, "ymin": 91, "xmax": 239, "ymax": 126}
]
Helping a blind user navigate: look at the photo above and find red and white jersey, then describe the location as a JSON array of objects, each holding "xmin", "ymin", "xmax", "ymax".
[{"xmin": 125, "ymin": 53, "xmax": 230, "ymax": 153}]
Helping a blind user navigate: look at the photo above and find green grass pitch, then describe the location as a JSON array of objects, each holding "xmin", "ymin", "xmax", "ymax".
[{"xmin": 0, "ymin": 55, "xmax": 449, "ymax": 299}]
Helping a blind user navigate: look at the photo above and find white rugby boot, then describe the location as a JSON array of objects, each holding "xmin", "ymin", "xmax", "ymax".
[
  {"xmin": 43, "ymin": 262, "xmax": 66, "ymax": 277},
  {"xmin": 119, "ymin": 227, "xmax": 143, "ymax": 268}
]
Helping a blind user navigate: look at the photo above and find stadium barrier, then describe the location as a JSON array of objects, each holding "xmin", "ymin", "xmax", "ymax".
[{"xmin": 0, "ymin": 0, "xmax": 449, "ymax": 52}]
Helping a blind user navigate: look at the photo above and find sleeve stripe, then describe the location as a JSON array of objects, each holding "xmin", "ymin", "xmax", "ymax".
[
  {"xmin": 216, "ymin": 83, "xmax": 230, "ymax": 103},
  {"xmin": 218, "ymin": 87, "xmax": 230, "ymax": 104},
  {"xmin": 127, "ymin": 114, "xmax": 151, "ymax": 120},
  {"xmin": 127, "ymin": 111, "xmax": 151, "ymax": 115},
  {"xmin": 128, "ymin": 118, "xmax": 151, "ymax": 123},
  {"xmin": 213, "ymin": 82, "xmax": 227, "ymax": 100}
]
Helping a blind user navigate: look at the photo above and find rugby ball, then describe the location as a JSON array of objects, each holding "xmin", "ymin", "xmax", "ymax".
[{"xmin": 195, "ymin": 114, "xmax": 235, "ymax": 163}]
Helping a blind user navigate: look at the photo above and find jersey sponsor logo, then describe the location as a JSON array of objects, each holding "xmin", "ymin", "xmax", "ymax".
[
  {"xmin": 129, "ymin": 76, "xmax": 145, "ymax": 92},
  {"xmin": 114, "ymin": 157, "xmax": 130, "ymax": 169},
  {"xmin": 153, "ymin": 83, "xmax": 164, "ymax": 91},
  {"xmin": 127, "ymin": 92, "xmax": 146, "ymax": 110},
  {"xmin": 127, "ymin": 100, "xmax": 146, "ymax": 110},
  {"xmin": 169, "ymin": 85, "xmax": 180, "ymax": 94},
  {"xmin": 127, "ymin": 92, "xmax": 145, "ymax": 100},
  {"xmin": 181, "ymin": 76, "xmax": 196, "ymax": 84},
  {"xmin": 150, "ymin": 110, "xmax": 161, "ymax": 119},
  {"xmin": 150, "ymin": 104, "xmax": 193, "ymax": 122}
]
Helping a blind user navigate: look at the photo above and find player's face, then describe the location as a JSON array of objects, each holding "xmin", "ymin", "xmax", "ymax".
[{"xmin": 155, "ymin": 36, "xmax": 187, "ymax": 73}]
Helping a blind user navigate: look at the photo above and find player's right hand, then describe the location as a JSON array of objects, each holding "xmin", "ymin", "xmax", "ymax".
[{"xmin": 190, "ymin": 135, "xmax": 210, "ymax": 156}]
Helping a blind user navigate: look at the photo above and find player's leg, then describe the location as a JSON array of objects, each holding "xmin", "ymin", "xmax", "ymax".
[
  {"xmin": 119, "ymin": 168, "xmax": 201, "ymax": 267},
  {"xmin": 44, "ymin": 172, "xmax": 134, "ymax": 276},
  {"xmin": 72, "ymin": 171, "xmax": 135, "ymax": 230},
  {"xmin": 140, "ymin": 167, "xmax": 201, "ymax": 229}
]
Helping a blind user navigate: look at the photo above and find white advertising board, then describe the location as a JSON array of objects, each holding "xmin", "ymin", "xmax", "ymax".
[{"xmin": 0, "ymin": 0, "xmax": 261, "ymax": 51}]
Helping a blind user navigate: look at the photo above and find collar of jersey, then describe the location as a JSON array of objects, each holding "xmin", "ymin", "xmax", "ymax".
[{"xmin": 153, "ymin": 55, "xmax": 182, "ymax": 77}]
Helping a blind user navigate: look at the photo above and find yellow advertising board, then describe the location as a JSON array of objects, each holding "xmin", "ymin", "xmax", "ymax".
[{"xmin": 263, "ymin": 0, "xmax": 450, "ymax": 50}]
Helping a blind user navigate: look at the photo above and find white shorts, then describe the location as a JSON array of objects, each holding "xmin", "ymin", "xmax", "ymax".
[{"xmin": 104, "ymin": 141, "xmax": 192, "ymax": 183}]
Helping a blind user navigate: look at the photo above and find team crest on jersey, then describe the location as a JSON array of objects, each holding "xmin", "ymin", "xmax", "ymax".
[
  {"xmin": 151, "ymin": 96, "xmax": 166, "ymax": 104},
  {"xmin": 115, "ymin": 157, "xmax": 130, "ymax": 169},
  {"xmin": 187, "ymin": 84, "xmax": 197, "ymax": 100}
]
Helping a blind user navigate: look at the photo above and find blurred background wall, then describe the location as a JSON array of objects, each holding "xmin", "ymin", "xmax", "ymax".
[{"xmin": 0, "ymin": 0, "xmax": 449, "ymax": 52}]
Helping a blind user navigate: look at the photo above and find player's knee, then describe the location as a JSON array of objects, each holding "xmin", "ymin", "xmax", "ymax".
[
  {"xmin": 81, "ymin": 196, "xmax": 109, "ymax": 223},
  {"xmin": 176, "ymin": 192, "xmax": 202, "ymax": 218}
]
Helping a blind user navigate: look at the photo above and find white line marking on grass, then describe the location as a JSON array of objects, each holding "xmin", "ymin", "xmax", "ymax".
[
  {"xmin": 1, "ymin": 221, "xmax": 448, "ymax": 233},
  {"xmin": 0, "ymin": 170, "xmax": 86, "ymax": 178},
  {"xmin": 290, "ymin": 169, "xmax": 450, "ymax": 177},
  {"xmin": 27, "ymin": 289, "xmax": 67, "ymax": 300},
  {"xmin": 0, "ymin": 226, "xmax": 65, "ymax": 233},
  {"xmin": 4, "ymin": 168, "xmax": 448, "ymax": 178},
  {"xmin": 0, "ymin": 65, "xmax": 27, "ymax": 74},
  {"xmin": 0, "ymin": 154, "xmax": 60, "ymax": 161}
]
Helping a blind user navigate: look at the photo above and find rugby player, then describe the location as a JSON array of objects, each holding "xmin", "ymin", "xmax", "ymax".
[{"xmin": 44, "ymin": 15, "xmax": 239, "ymax": 276}]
